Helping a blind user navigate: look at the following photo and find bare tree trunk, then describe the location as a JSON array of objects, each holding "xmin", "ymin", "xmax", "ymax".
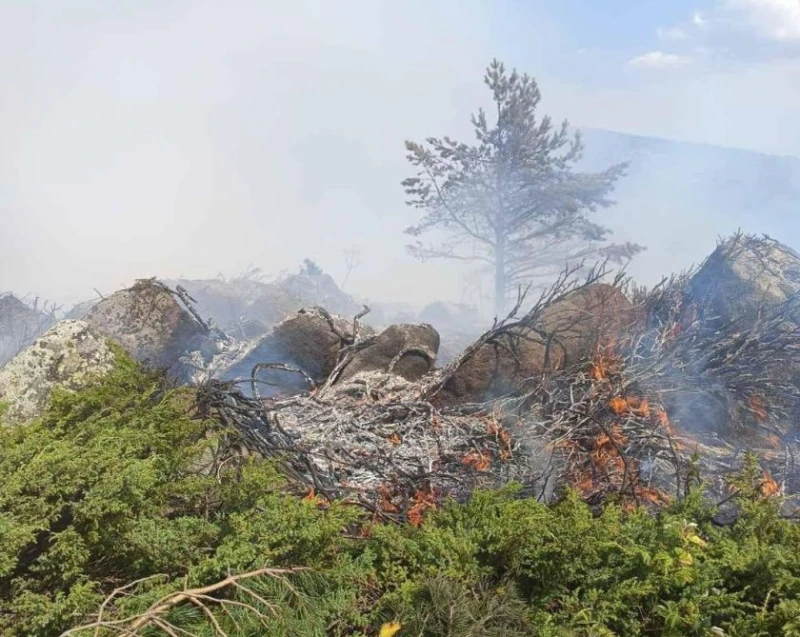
[{"xmin": 494, "ymin": 243, "xmax": 506, "ymax": 317}]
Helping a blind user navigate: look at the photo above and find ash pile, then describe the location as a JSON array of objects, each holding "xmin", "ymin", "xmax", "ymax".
[{"xmin": 2, "ymin": 232, "xmax": 799, "ymax": 522}]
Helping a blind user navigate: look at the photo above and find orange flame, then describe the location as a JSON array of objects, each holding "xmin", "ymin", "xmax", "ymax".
[
  {"xmin": 303, "ymin": 488, "xmax": 329, "ymax": 509},
  {"xmin": 608, "ymin": 396, "xmax": 650, "ymax": 417},
  {"xmin": 589, "ymin": 340, "xmax": 624, "ymax": 383},
  {"xmin": 378, "ymin": 484, "xmax": 400, "ymax": 513},
  {"xmin": 462, "ymin": 451, "xmax": 492, "ymax": 472},
  {"xmin": 488, "ymin": 419, "xmax": 513, "ymax": 460},
  {"xmin": 760, "ymin": 470, "xmax": 780, "ymax": 498},
  {"xmin": 408, "ymin": 486, "xmax": 438, "ymax": 526},
  {"xmin": 609, "ymin": 396, "xmax": 628, "ymax": 415}
]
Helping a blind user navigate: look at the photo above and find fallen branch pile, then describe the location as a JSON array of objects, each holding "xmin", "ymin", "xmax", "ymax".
[
  {"xmin": 197, "ymin": 372, "xmax": 535, "ymax": 523},
  {"xmin": 191, "ymin": 248, "xmax": 799, "ymax": 523}
]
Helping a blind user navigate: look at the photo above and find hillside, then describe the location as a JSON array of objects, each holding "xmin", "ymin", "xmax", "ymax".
[{"xmin": 579, "ymin": 128, "xmax": 800, "ymax": 284}]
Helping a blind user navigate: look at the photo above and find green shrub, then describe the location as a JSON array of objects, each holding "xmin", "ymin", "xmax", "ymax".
[{"xmin": 1, "ymin": 355, "xmax": 799, "ymax": 636}]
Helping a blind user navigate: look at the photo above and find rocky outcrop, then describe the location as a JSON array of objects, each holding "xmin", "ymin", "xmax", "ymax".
[
  {"xmin": 666, "ymin": 234, "xmax": 800, "ymax": 441},
  {"xmin": 278, "ymin": 271, "xmax": 361, "ymax": 317},
  {"xmin": 168, "ymin": 278, "xmax": 304, "ymax": 339},
  {"xmin": 219, "ymin": 308, "xmax": 373, "ymax": 396},
  {"xmin": 436, "ymin": 284, "xmax": 639, "ymax": 405},
  {"xmin": 0, "ymin": 320, "xmax": 116, "ymax": 425},
  {"xmin": 686, "ymin": 234, "xmax": 800, "ymax": 325},
  {"xmin": 245, "ymin": 287, "xmax": 306, "ymax": 331},
  {"xmin": 84, "ymin": 280, "xmax": 216, "ymax": 381},
  {"xmin": 338, "ymin": 323, "xmax": 439, "ymax": 383}
]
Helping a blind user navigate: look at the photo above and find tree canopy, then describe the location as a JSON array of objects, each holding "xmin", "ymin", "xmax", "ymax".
[{"xmin": 402, "ymin": 59, "xmax": 644, "ymax": 314}]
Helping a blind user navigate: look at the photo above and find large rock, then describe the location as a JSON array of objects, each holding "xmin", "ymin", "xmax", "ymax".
[
  {"xmin": 361, "ymin": 302, "xmax": 419, "ymax": 330},
  {"xmin": 278, "ymin": 271, "xmax": 361, "ymax": 317},
  {"xmin": 0, "ymin": 320, "xmax": 116, "ymax": 425},
  {"xmin": 686, "ymin": 234, "xmax": 800, "ymax": 325},
  {"xmin": 0, "ymin": 294, "xmax": 56, "ymax": 368},
  {"xmin": 667, "ymin": 234, "xmax": 800, "ymax": 441},
  {"xmin": 245, "ymin": 287, "xmax": 306, "ymax": 331},
  {"xmin": 167, "ymin": 278, "xmax": 304, "ymax": 338},
  {"xmin": 84, "ymin": 280, "xmax": 215, "ymax": 380},
  {"xmin": 338, "ymin": 323, "xmax": 440, "ymax": 383},
  {"xmin": 219, "ymin": 308, "xmax": 373, "ymax": 396},
  {"xmin": 436, "ymin": 284, "xmax": 639, "ymax": 405}
]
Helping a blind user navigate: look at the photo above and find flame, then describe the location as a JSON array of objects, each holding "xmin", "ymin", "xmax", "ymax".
[
  {"xmin": 608, "ymin": 395, "xmax": 650, "ymax": 417},
  {"xmin": 487, "ymin": 419, "xmax": 513, "ymax": 459},
  {"xmin": 303, "ymin": 488, "xmax": 329, "ymax": 509},
  {"xmin": 589, "ymin": 361, "xmax": 607, "ymax": 382},
  {"xmin": 462, "ymin": 450, "xmax": 492, "ymax": 471},
  {"xmin": 760, "ymin": 470, "xmax": 780, "ymax": 497},
  {"xmin": 574, "ymin": 470, "xmax": 594, "ymax": 494},
  {"xmin": 378, "ymin": 484, "xmax": 400, "ymax": 513},
  {"xmin": 408, "ymin": 486, "xmax": 438, "ymax": 526},
  {"xmin": 609, "ymin": 396, "xmax": 628, "ymax": 415},
  {"xmin": 638, "ymin": 486, "xmax": 670, "ymax": 506},
  {"xmin": 589, "ymin": 424, "xmax": 628, "ymax": 477},
  {"xmin": 589, "ymin": 340, "xmax": 624, "ymax": 383}
]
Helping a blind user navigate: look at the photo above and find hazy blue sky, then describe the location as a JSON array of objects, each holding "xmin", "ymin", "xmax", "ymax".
[{"xmin": 2, "ymin": 1, "xmax": 799, "ymax": 309}]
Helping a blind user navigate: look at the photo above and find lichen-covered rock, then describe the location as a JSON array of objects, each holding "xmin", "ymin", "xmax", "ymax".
[
  {"xmin": 219, "ymin": 308, "xmax": 373, "ymax": 396},
  {"xmin": 436, "ymin": 284, "xmax": 639, "ymax": 405},
  {"xmin": 338, "ymin": 323, "xmax": 439, "ymax": 383},
  {"xmin": 686, "ymin": 234, "xmax": 800, "ymax": 325},
  {"xmin": 0, "ymin": 320, "xmax": 116, "ymax": 425},
  {"xmin": 84, "ymin": 280, "xmax": 214, "ymax": 380}
]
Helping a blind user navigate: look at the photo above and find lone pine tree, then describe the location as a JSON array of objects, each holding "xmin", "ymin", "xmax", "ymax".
[{"xmin": 402, "ymin": 59, "xmax": 643, "ymax": 315}]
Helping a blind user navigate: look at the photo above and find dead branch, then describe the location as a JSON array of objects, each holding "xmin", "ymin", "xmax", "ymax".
[{"xmin": 60, "ymin": 567, "xmax": 309, "ymax": 637}]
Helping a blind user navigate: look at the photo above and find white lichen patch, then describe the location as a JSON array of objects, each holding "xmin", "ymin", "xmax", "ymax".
[{"xmin": 0, "ymin": 320, "xmax": 116, "ymax": 425}]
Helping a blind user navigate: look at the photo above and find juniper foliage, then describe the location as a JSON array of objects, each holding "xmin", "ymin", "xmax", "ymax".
[{"xmin": 1, "ymin": 356, "xmax": 799, "ymax": 636}]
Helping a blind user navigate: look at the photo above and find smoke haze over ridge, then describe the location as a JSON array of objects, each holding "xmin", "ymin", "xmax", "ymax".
[{"xmin": 2, "ymin": 0, "xmax": 799, "ymax": 310}]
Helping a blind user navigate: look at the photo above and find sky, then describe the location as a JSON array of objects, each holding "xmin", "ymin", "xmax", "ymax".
[{"xmin": 1, "ymin": 0, "xmax": 800, "ymax": 311}]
